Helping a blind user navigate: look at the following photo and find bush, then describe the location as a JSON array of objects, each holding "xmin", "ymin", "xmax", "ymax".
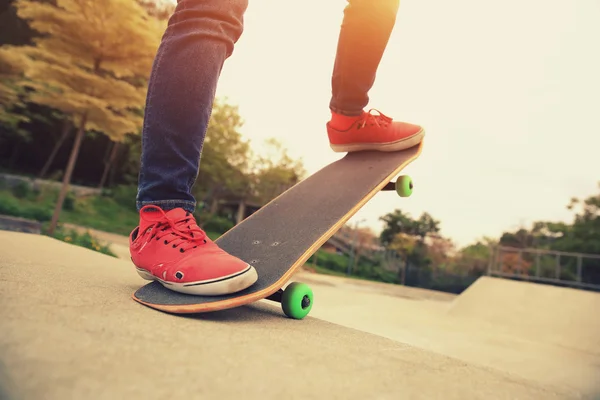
[
  {"xmin": 308, "ymin": 249, "xmax": 399, "ymax": 284},
  {"xmin": 11, "ymin": 181, "xmax": 32, "ymax": 199},
  {"xmin": 308, "ymin": 250, "xmax": 349, "ymax": 274},
  {"xmin": 194, "ymin": 210, "xmax": 235, "ymax": 234},
  {"xmin": 202, "ymin": 215, "xmax": 235, "ymax": 234},
  {"xmin": 0, "ymin": 191, "xmax": 53, "ymax": 221},
  {"xmin": 108, "ymin": 184, "xmax": 138, "ymax": 210},
  {"xmin": 46, "ymin": 226, "xmax": 117, "ymax": 257},
  {"xmin": 63, "ymin": 192, "xmax": 76, "ymax": 211}
]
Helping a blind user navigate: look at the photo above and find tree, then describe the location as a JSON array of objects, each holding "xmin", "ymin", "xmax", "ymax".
[
  {"xmin": 498, "ymin": 252, "xmax": 533, "ymax": 276},
  {"xmin": 0, "ymin": 46, "xmax": 30, "ymax": 128},
  {"xmin": 499, "ymin": 228, "xmax": 535, "ymax": 248},
  {"xmin": 343, "ymin": 225, "xmax": 379, "ymax": 273},
  {"xmin": 38, "ymin": 116, "xmax": 71, "ymax": 178},
  {"xmin": 379, "ymin": 209, "xmax": 442, "ymax": 284},
  {"xmin": 557, "ymin": 186, "xmax": 600, "ymax": 254},
  {"xmin": 426, "ymin": 236, "xmax": 455, "ymax": 270},
  {"xmin": 0, "ymin": 46, "xmax": 33, "ymax": 167},
  {"xmin": 1, "ymin": 0, "xmax": 164, "ymax": 234},
  {"xmin": 195, "ymin": 99, "xmax": 252, "ymax": 212},
  {"xmin": 497, "ymin": 184, "xmax": 600, "ymax": 255},
  {"xmin": 194, "ymin": 104, "xmax": 306, "ymax": 215},
  {"xmin": 387, "ymin": 232, "xmax": 416, "ymax": 283},
  {"xmin": 98, "ymin": 139, "xmax": 120, "ymax": 189},
  {"xmin": 380, "ymin": 209, "xmax": 417, "ymax": 245},
  {"xmin": 492, "ymin": 184, "xmax": 600, "ymax": 284},
  {"xmin": 453, "ymin": 237, "xmax": 496, "ymax": 275},
  {"xmin": 248, "ymin": 138, "xmax": 306, "ymax": 204},
  {"xmin": 379, "ymin": 209, "xmax": 440, "ymax": 245}
]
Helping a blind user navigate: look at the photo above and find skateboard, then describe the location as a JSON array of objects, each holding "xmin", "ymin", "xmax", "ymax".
[{"xmin": 132, "ymin": 141, "xmax": 423, "ymax": 319}]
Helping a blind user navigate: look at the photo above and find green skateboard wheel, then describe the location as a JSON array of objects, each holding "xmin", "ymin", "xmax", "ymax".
[
  {"xmin": 395, "ymin": 175, "xmax": 413, "ymax": 197},
  {"xmin": 281, "ymin": 282, "xmax": 313, "ymax": 319}
]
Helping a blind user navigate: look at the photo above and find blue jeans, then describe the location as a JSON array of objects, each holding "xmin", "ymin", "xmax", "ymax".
[{"xmin": 136, "ymin": 0, "xmax": 400, "ymax": 213}]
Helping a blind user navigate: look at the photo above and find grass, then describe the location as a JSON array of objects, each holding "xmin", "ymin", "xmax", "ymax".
[
  {"xmin": 0, "ymin": 188, "xmax": 54, "ymax": 222},
  {"xmin": 63, "ymin": 196, "xmax": 140, "ymax": 236},
  {"xmin": 0, "ymin": 186, "xmax": 139, "ymax": 236},
  {"xmin": 49, "ymin": 225, "xmax": 117, "ymax": 257},
  {"xmin": 0, "ymin": 183, "xmax": 223, "ymax": 255}
]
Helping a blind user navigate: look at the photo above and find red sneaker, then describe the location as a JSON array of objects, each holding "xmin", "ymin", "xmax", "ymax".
[
  {"xmin": 326, "ymin": 109, "xmax": 424, "ymax": 152},
  {"xmin": 129, "ymin": 205, "xmax": 258, "ymax": 296}
]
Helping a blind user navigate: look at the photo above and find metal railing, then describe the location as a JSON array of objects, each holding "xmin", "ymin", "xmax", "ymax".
[{"xmin": 487, "ymin": 245, "xmax": 600, "ymax": 291}]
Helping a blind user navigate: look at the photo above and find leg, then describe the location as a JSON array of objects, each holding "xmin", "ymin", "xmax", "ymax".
[
  {"xmin": 329, "ymin": 0, "xmax": 400, "ymax": 116},
  {"xmin": 130, "ymin": 0, "xmax": 258, "ymax": 296},
  {"xmin": 326, "ymin": 0, "xmax": 425, "ymax": 153},
  {"xmin": 136, "ymin": 0, "xmax": 248, "ymax": 213}
]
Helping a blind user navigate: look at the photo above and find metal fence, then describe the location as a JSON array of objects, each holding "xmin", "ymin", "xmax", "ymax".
[{"xmin": 487, "ymin": 245, "xmax": 600, "ymax": 291}]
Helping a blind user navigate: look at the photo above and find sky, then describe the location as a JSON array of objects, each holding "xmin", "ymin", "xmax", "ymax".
[{"xmin": 170, "ymin": 0, "xmax": 600, "ymax": 248}]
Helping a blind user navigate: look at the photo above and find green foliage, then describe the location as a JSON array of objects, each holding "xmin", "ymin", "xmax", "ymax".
[
  {"xmin": 377, "ymin": 209, "xmax": 490, "ymax": 291},
  {"xmin": 192, "ymin": 101, "xmax": 305, "ymax": 208},
  {"xmin": 0, "ymin": 186, "xmax": 136, "ymax": 235},
  {"xmin": 194, "ymin": 210, "xmax": 235, "ymax": 234},
  {"xmin": 11, "ymin": 180, "xmax": 31, "ymax": 198},
  {"xmin": 247, "ymin": 138, "xmax": 306, "ymax": 204},
  {"xmin": 379, "ymin": 209, "xmax": 440, "ymax": 245},
  {"xmin": 60, "ymin": 195, "xmax": 139, "ymax": 236},
  {"xmin": 405, "ymin": 266, "xmax": 479, "ymax": 294},
  {"xmin": 0, "ymin": 189, "xmax": 53, "ymax": 221},
  {"xmin": 499, "ymin": 183, "xmax": 600, "ymax": 255},
  {"xmin": 308, "ymin": 250, "xmax": 348, "ymax": 274},
  {"xmin": 106, "ymin": 184, "xmax": 138, "ymax": 210},
  {"xmin": 46, "ymin": 225, "xmax": 117, "ymax": 257},
  {"xmin": 495, "ymin": 183, "xmax": 600, "ymax": 285},
  {"xmin": 379, "ymin": 209, "xmax": 441, "ymax": 274},
  {"xmin": 194, "ymin": 99, "xmax": 251, "ymax": 203},
  {"xmin": 308, "ymin": 250, "xmax": 399, "ymax": 284},
  {"xmin": 118, "ymin": 133, "xmax": 143, "ymax": 185},
  {"xmin": 0, "ymin": 46, "xmax": 31, "ymax": 136}
]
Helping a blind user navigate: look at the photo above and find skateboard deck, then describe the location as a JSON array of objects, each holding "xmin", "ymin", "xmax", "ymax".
[{"xmin": 132, "ymin": 141, "xmax": 423, "ymax": 318}]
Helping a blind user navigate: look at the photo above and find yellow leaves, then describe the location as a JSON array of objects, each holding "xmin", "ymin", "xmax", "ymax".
[
  {"xmin": 86, "ymin": 107, "xmax": 143, "ymax": 141},
  {"xmin": 389, "ymin": 233, "xmax": 417, "ymax": 255},
  {"xmin": 0, "ymin": 47, "xmax": 30, "ymax": 77},
  {"xmin": 27, "ymin": 58, "xmax": 145, "ymax": 106},
  {"xmin": 0, "ymin": 47, "xmax": 31, "ymax": 105},
  {"xmin": 15, "ymin": 0, "xmax": 164, "ymax": 78},
  {"xmin": 2, "ymin": 0, "xmax": 165, "ymax": 142}
]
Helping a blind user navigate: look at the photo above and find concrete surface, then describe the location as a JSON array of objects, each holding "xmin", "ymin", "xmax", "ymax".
[
  {"xmin": 1, "ymin": 230, "xmax": 600, "ymax": 399},
  {"xmin": 303, "ymin": 274, "xmax": 600, "ymax": 397}
]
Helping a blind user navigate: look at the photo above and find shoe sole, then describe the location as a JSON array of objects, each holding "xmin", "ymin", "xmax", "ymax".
[
  {"xmin": 330, "ymin": 129, "xmax": 425, "ymax": 153},
  {"xmin": 135, "ymin": 265, "xmax": 259, "ymax": 296}
]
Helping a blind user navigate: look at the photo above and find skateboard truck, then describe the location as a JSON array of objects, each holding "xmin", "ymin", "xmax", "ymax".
[{"xmin": 381, "ymin": 175, "xmax": 413, "ymax": 197}]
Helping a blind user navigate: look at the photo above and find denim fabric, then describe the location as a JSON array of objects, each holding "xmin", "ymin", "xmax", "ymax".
[
  {"xmin": 329, "ymin": 0, "xmax": 400, "ymax": 116},
  {"xmin": 136, "ymin": 0, "xmax": 399, "ymax": 213}
]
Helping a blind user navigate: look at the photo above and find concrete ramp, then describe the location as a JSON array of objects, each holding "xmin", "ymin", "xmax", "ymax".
[
  {"xmin": 448, "ymin": 276, "xmax": 600, "ymax": 354},
  {"xmin": 0, "ymin": 231, "xmax": 575, "ymax": 399}
]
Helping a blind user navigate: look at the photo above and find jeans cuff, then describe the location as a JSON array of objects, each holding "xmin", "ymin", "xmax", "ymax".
[
  {"xmin": 136, "ymin": 199, "xmax": 196, "ymax": 213},
  {"xmin": 329, "ymin": 105, "xmax": 364, "ymax": 117}
]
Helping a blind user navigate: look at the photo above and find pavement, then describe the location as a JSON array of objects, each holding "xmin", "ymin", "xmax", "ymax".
[{"xmin": 1, "ymin": 230, "xmax": 600, "ymax": 399}]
